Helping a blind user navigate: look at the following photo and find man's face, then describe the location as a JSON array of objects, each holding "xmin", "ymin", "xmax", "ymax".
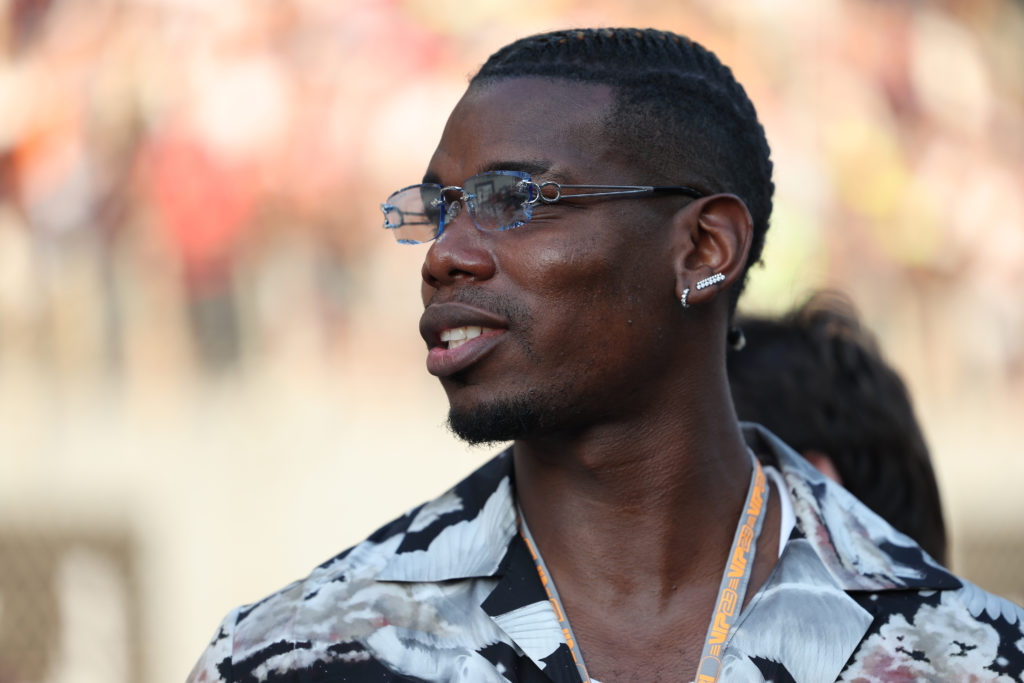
[{"xmin": 418, "ymin": 78, "xmax": 682, "ymax": 444}]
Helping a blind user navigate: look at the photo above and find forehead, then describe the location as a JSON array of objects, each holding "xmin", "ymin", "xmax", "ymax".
[{"xmin": 427, "ymin": 78, "xmax": 620, "ymax": 182}]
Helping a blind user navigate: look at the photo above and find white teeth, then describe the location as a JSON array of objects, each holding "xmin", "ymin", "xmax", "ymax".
[
  {"xmin": 440, "ymin": 328, "xmax": 466, "ymax": 342},
  {"xmin": 441, "ymin": 326, "xmax": 493, "ymax": 350}
]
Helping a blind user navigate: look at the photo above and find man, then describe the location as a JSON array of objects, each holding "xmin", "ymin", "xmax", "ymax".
[
  {"xmin": 189, "ymin": 28, "xmax": 1024, "ymax": 682},
  {"xmin": 727, "ymin": 291, "xmax": 948, "ymax": 564}
]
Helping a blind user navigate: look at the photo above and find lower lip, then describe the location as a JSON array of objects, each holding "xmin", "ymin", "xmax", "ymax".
[{"xmin": 426, "ymin": 329, "xmax": 506, "ymax": 377}]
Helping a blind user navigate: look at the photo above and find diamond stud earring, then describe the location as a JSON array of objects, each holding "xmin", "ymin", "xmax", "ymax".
[{"xmin": 695, "ymin": 273, "xmax": 725, "ymax": 290}]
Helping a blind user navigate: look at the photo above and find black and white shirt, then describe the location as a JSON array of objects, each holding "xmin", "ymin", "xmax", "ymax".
[{"xmin": 188, "ymin": 425, "xmax": 1024, "ymax": 682}]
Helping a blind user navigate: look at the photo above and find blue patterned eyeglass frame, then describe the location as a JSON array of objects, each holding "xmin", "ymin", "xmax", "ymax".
[{"xmin": 381, "ymin": 170, "xmax": 704, "ymax": 245}]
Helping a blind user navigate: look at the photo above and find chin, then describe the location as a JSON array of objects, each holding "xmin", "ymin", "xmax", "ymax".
[
  {"xmin": 446, "ymin": 383, "xmax": 589, "ymax": 445},
  {"xmin": 447, "ymin": 403, "xmax": 530, "ymax": 446},
  {"xmin": 446, "ymin": 392, "xmax": 546, "ymax": 445}
]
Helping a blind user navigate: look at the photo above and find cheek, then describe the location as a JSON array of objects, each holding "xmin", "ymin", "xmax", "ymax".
[
  {"xmin": 515, "ymin": 228, "xmax": 615, "ymax": 294},
  {"xmin": 515, "ymin": 235, "xmax": 655, "ymax": 360},
  {"xmin": 530, "ymin": 231, "xmax": 662, "ymax": 316},
  {"xmin": 499, "ymin": 212, "xmax": 673, "ymax": 337},
  {"xmin": 527, "ymin": 249, "xmax": 615, "ymax": 332}
]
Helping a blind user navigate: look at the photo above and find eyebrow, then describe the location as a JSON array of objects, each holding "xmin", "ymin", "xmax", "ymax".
[{"xmin": 422, "ymin": 159, "xmax": 565, "ymax": 185}]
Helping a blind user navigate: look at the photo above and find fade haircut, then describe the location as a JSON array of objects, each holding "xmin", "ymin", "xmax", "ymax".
[
  {"xmin": 727, "ymin": 291, "xmax": 948, "ymax": 563},
  {"xmin": 470, "ymin": 27, "xmax": 774, "ymax": 313}
]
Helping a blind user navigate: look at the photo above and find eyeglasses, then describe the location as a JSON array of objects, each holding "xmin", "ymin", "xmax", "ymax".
[{"xmin": 380, "ymin": 170, "xmax": 704, "ymax": 244}]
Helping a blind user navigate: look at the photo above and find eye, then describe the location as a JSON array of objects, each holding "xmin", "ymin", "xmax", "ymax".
[{"xmin": 463, "ymin": 173, "xmax": 536, "ymax": 231}]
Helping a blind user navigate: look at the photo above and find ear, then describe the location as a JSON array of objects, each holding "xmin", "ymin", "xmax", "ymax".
[{"xmin": 672, "ymin": 194, "xmax": 754, "ymax": 307}]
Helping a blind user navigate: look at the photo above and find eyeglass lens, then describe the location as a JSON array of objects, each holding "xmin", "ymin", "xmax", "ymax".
[{"xmin": 382, "ymin": 171, "xmax": 535, "ymax": 244}]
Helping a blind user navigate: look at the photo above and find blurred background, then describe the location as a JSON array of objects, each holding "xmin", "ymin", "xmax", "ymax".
[{"xmin": 0, "ymin": 0, "xmax": 1021, "ymax": 680}]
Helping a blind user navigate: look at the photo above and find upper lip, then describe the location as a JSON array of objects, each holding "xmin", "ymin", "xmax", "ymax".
[{"xmin": 419, "ymin": 302, "xmax": 509, "ymax": 348}]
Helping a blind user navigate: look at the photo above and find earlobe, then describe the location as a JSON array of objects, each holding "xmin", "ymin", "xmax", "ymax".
[{"xmin": 672, "ymin": 194, "xmax": 753, "ymax": 307}]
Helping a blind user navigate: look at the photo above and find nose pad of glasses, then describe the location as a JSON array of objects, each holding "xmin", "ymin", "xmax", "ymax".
[{"xmin": 445, "ymin": 200, "xmax": 463, "ymax": 226}]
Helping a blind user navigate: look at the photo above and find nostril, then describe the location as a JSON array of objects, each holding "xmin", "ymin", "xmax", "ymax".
[{"xmin": 421, "ymin": 259, "xmax": 441, "ymax": 291}]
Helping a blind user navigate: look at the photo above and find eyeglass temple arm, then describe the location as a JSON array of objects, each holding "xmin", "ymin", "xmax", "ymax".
[{"xmin": 536, "ymin": 183, "xmax": 704, "ymax": 203}]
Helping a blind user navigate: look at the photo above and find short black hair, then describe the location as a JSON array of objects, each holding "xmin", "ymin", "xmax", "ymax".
[
  {"xmin": 471, "ymin": 28, "xmax": 774, "ymax": 313},
  {"xmin": 727, "ymin": 291, "xmax": 948, "ymax": 563}
]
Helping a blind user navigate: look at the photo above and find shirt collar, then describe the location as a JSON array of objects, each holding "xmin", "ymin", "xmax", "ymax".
[
  {"xmin": 742, "ymin": 422, "xmax": 959, "ymax": 593},
  {"xmin": 377, "ymin": 449, "xmax": 518, "ymax": 582},
  {"xmin": 378, "ymin": 429, "xmax": 959, "ymax": 594}
]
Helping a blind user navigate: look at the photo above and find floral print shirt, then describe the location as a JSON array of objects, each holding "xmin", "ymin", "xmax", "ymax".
[{"xmin": 188, "ymin": 425, "xmax": 1024, "ymax": 682}]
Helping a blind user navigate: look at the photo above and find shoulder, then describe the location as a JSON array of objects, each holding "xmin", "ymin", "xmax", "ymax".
[
  {"xmin": 185, "ymin": 508, "xmax": 416, "ymax": 683},
  {"xmin": 743, "ymin": 424, "xmax": 1024, "ymax": 680},
  {"xmin": 841, "ymin": 581, "xmax": 1024, "ymax": 681},
  {"xmin": 186, "ymin": 450, "xmax": 518, "ymax": 683},
  {"xmin": 745, "ymin": 422, "xmax": 958, "ymax": 591}
]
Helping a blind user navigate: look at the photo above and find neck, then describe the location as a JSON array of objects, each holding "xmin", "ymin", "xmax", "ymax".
[{"xmin": 512, "ymin": 378, "xmax": 754, "ymax": 599}]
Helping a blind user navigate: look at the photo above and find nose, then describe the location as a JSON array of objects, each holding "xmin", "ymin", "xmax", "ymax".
[{"xmin": 421, "ymin": 200, "xmax": 497, "ymax": 293}]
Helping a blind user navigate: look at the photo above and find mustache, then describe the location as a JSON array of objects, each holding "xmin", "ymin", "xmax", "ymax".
[{"xmin": 424, "ymin": 287, "xmax": 531, "ymax": 328}]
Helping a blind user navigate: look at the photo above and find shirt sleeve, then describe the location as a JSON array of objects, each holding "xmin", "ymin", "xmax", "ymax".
[{"xmin": 186, "ymin": 607, "xmax": 238, "ymax": 683}]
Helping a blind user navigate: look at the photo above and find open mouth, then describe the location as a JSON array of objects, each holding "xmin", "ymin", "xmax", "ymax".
[
  {"xmin": 440, "ymin": 326, "xmax": 499, "ymax": 350},
  {"xmin": 426, "ymin": 325, "xmax": 506, "ymax": 377},
  {"xmin": 420, "ymin": 302, "xmax": 510, "ymax": 377}
]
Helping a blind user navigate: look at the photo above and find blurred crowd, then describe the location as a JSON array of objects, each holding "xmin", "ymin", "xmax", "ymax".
[
  {"xmin": 0, "ymin": 0, "xmax": 1021, "ymax": 396},
  {"xmin": 0, "ymin": 0, "xmax": 447, "ymax": 380},
  {"xmin": 797, "ymin": 0, "xmax": 1024, "ymax": 402}
]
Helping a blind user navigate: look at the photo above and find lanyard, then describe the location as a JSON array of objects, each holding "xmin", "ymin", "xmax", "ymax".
[
  {"xmin": 518, "ymin": 507, "xmax": 594, "ymax": 683},
  {"xmin": 516, "ymin": 453, "xmax": 768, "ymax": 683},
  {"xmin": 694, "ymin": 455, "xmax": 768, "ymax": 682}
]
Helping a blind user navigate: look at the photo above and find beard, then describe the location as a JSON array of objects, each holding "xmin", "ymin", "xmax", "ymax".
[
  {"xmin": 446, "ymin": 387, "xmax": 584, "ymax": 445},
  {"xmin": 447, "ymin": 394, "xmax": 542, "ymax": 445}
]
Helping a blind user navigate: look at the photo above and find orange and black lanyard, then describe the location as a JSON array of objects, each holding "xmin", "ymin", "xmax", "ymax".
[{"xmin": 517, "ymin": 454, "xmax": 769, "ymax": 683}]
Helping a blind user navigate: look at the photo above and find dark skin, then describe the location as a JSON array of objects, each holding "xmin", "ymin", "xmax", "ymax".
[{"xmin": 419, "ymin": 77, "xmax": 781, "ymax": 682}]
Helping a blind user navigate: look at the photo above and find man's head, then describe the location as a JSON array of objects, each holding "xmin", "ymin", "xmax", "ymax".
[
  {"xmin": 727, "ymin": 292, "xmax": 948, "ymax": 563},
  {"xmin": 399, "ymin": 28, "xmax": 774, "ymax": 444},
  {"xmin": 470, "ymin": 28, "xmax": 775, "ymax": 312}
]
